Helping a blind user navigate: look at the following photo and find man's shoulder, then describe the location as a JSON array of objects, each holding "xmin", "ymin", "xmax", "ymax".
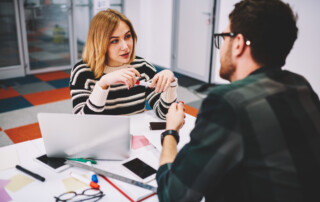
[
  {"xmin": 207, "ymin": 74, "xmax": 268, "ymax": 107},
  {"xmin": 208, "ymin": 69, "xmax": 314, "ymax": 108},
  {"xmin": 208, "ymin": 75, "xmax": 260, "ymax": 97}
]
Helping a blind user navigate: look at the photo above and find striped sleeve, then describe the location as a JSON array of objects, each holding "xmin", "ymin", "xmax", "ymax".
[
  {"xmin": 69, "ymin": 61, "xmax": 109, "ymax": 114},
  {"xmin": 137, "ymin": 60, "xmax": 177, "ymax": 119}
]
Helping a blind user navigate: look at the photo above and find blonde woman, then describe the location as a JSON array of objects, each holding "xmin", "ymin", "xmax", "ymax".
[{"xmin": 70, "ymin": 9, "xmax": 177, "ymax": 119}]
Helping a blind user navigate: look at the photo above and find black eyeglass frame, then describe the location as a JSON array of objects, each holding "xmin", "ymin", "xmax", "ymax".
[
  {"xmin": 54, "ymin": 188, "xmax": 105, "ymax": 202},
  {"xmin": 213, "ymin": 32, "xmax": 251, "ymax": 49}
]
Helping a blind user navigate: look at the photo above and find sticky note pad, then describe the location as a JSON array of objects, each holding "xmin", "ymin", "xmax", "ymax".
[
  {"xmin": 62, "ymin": 177, "xmax": 88, "ymax": 192},
  {"xmin": 0, "ymin": 188, "xmax": 12, "ymax": 202},
  {"xmin": 0, "ymin": 179, "xmax": 10, "ymax": 189},
  {"xmin": 132, "ymin": 136, "xmax": 150, "ymax": 150},
  {"xmin": 5, "ymin": 174, "xmax": 34, "ymax": 192}
]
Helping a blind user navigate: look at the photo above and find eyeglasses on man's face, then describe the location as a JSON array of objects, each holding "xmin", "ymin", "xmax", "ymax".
[
  {"xmin": 54, "ymin": 188, "xmax": 105, "ymax": 201},
  {"xmin": 213, "ymin": 32, "xmax": 251, "ymax": 49}
]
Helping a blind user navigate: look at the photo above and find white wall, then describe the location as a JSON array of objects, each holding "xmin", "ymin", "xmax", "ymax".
[
  {"xmin": 124, "ymin": 0, "xmax": 173, "ymax": 68},
  {"xmin": 174, "ymin": 0, "xmax": 213, "ymax": 82},
  {"xmin": 284, "ymin": 0, "xmax": 320, "ymax": 96},
  {"xmin": 212, "ymin": 0, "xmax": 320, "ymax": 96}
]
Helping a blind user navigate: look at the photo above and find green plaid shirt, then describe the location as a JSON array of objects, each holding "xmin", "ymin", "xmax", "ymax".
[{"xmin": 156, "ymin": 67, "xmax": 320, "ymax": 202}]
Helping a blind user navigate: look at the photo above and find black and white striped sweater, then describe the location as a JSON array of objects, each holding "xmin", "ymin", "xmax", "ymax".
[{"xmin": 69, "ymin": 57, "xmax": 177, "ymax": 119}]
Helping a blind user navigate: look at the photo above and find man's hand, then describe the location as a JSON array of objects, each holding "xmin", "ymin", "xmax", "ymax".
[
  {"xmin": 150, "ymin": 70, "xmax": 175, "ymax": 93},
  {"xmin": 98, "ymin": 67, "xmax": 141, "ymax": 89},
  {"xmin": 159, "ymin": 102, "xmax": 185, "ymax": 166},
  {"xmin": 166, "ymin": 102, "xmax": 185, "ymax": 131}
]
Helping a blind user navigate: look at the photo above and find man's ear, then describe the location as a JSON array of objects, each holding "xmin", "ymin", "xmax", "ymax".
[{"xmin": 232, "ymin": 34, "xmax": 246, "ymax": 57}]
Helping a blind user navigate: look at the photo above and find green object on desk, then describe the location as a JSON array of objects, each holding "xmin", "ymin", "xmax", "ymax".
[{"xmin": 67, "ymin": 158, "xmax": 97, "ymax": 164}]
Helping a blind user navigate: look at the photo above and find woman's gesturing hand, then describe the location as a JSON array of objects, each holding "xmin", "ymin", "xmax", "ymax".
[
  {"xmin": 150, "ymin": 70, "xmax": 175, "ymax": 93},
  {"xmin": 98, "ymin": 67, "xmax": 141, "ymax": 89}
]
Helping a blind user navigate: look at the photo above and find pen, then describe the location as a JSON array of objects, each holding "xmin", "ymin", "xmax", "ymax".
[
  {"xmin": 86, "ymin": 161, "xmax": 98, "ymax": 183},
  {"xmin": 67, "ymin": 158, "xmax": 97, "ymax": 164},
  {"xmin": 135, "ymin": 80, "xmax": 152, "ymax": 87},
  {"xmin": 16, "ymin": 165, "xmax": 45, "ymax": 182},
  {"xmin": 135, "ymin": 78, "xmax": 177, "ymax": 88},
  {"xmin": 70, "ymin": 172, "xmax": 100, "ymax": 189}
]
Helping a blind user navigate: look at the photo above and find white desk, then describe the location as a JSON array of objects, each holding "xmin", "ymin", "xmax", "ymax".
[{"xmin": 0, "ymin": 111, "xmax": 196, "ymax": 202}]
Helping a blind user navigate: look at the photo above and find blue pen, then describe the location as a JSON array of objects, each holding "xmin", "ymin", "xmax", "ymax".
[{"xmin": 86, "ymin": 161, "xmax": 98, "ymax": 183}]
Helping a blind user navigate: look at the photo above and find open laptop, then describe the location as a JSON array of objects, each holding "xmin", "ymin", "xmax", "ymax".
[{"xmin": 37, "ymin": 113, "xmax": 131, "ymax": 160}]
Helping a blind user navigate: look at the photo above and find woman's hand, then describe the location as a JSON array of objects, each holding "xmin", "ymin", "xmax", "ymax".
[
  {"xmin": 98, "ymin": 68, "xmax": 141, "ymax": 89},
  {"xmin": 150, "ymin": 70, "xmax": 175, "ymax": 93}
]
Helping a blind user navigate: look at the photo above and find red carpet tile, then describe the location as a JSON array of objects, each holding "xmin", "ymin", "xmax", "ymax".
[
  {"xmin": 0, "ymin": 87, "xmax": 20, "ymax": 99},
  {"xmin": 23, "ymin": 87, "xmax": 71, "ymax": 106},
  {"xmin": 185, "ymin": 105, "xmax": 199, "ymax": 117},
  {"xmin": 5, "ymin": 122, "xmax": 42, "ymax": 144},
  {"xmin": 34, "ymin": 71, "xmax": 70, "ymax": 81}
]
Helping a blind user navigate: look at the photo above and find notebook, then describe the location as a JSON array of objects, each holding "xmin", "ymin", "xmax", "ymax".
[{"xmin": 37, "ymin": 113, "xmax": 131, "ymax": 160}]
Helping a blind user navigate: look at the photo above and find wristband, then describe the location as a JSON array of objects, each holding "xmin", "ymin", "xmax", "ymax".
[{"xmin": 161, "ymin": 130, "xmax": 179, "ymax": 145}]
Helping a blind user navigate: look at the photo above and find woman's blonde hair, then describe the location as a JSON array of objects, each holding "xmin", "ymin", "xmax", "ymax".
[{"xmin": 82, "ymin": 9, "xmax": 137, "ymax": 78}]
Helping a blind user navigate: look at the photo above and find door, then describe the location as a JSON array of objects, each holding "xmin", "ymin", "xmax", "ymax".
[
  {"xmin": 172, "ymin": 0, "xmax": 214, "ymax": 82},
  {"xmin": 0, "ymin": 0, "xmax": 25, "ymax": 79},
  {"xmin": 19, "ymin": 0, "xmax": 74, "ymax": 74}
]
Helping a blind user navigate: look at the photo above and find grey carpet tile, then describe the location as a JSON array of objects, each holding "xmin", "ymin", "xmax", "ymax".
[
  {"xmin": 0, "ymin": 99, "xmax": 72, "ymax": 130},
  {"xmin": 0, "ymin": 131, "xmax": 13, "ymax": 147},
  {"xmin": 12, "ymin": 82, "xmax": 55, "ymax": 95}
]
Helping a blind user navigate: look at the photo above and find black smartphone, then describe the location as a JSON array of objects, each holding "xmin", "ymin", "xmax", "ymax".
[
  {"xmin": 34, "ymin": 154, "xmax": 69, "ymax": 172},
  {"xmin": 149, "ymin": 122, "xmax": 166, "ymax": 130},
  {"xmin": 122, "ymin": 158, "xmax": 156, "ymax": 182}
]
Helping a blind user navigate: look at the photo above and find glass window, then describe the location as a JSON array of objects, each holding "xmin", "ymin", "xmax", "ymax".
[{"xmin": 0, "ymin": 0, "xmax": 20, "ymax": 68}]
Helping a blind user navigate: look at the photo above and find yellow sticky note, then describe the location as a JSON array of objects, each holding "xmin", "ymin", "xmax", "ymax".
[
  {"xmin": 6, "ymin": 174, "xmax": 34, "ymax": 192},
  {"xmin": 62, "ymin": 177, "xmax": 88, "ymax": 192}
]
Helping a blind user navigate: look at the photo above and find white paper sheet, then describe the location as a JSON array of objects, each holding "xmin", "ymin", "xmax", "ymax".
[
  {"xmin": 0, "ymin": 146, "xmax": 19, "ymax": 170},
  {"xmin": 142, "ymin": 113, "xmax": 196, "ymax": 151}
]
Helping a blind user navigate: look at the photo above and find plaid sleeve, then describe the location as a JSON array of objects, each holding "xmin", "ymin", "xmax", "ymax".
[{"xmin": 156, "ymin": 92, "xmax": 243, "ymax": 201}]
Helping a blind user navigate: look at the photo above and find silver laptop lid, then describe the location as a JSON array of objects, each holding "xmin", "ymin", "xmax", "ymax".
[{"xmin": 38, "ymin": 113, "xmax": 131, "ymax": 160}]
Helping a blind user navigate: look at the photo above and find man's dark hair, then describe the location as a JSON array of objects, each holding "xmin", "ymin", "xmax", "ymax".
[{"xmin": 229, "ymin": 0, "xmax": 298, "ymax": 67}]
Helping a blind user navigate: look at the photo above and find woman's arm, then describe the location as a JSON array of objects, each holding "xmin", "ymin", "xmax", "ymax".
[
  {"xmin": 70, "ymin": 63, "xmax": 141, "ymax": 115},
  {"xmin": 145, "ymin": 70, "xmax": 178, "ymax": 119},
  {"xmin": 69, "ymin": 62, "xmax": 109, "ymax": 114}
]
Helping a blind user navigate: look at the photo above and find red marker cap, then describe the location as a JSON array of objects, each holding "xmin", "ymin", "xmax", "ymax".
[{"xmin": 90, "ymin": 181, "xmax": 100, "ymax": 189}]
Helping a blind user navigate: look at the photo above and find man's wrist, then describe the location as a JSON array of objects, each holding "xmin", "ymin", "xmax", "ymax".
[
  {"xmin": 161, "ymin": 130, "xmax": 179, "ymax": 145},
  {"xmin": 166, "ymin": 123, "xmax": 180, "ymax": 131}
]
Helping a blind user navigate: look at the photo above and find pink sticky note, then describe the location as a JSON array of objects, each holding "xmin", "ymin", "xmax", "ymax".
[
  {"xmin": 0, "ymin": 188, "xmax": 12, "ymax": 202},
  {"xmin": 0, "ymin": 179, "xmax": 10, "ymax": 189},
  {"xmin": 132, "ymin": 136, "xmax": 150, "ymax": 150}
]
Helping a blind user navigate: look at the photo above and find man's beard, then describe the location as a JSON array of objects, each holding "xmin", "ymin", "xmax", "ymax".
[{"xmin": 219, "ymin": 43, "xmax": 235, "ymax": 81}]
